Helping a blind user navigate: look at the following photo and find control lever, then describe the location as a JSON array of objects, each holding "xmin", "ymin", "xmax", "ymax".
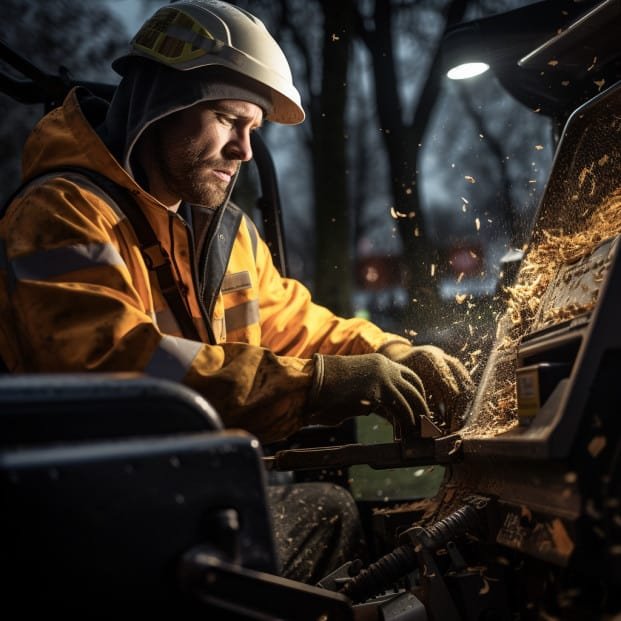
[{"xmin": 263, "ymin": 410, "xmax": 463, "ymax": 472}]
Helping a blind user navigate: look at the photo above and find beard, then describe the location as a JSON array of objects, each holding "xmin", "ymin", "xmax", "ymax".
[{"xmin": 151, "ymin": 130, "xmax": 239, "ymax": 208}]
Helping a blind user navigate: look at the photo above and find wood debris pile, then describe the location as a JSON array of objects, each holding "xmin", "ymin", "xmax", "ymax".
[{"xmin": 464, "ymin": 186, "xmax": 621, "ymax": 437}]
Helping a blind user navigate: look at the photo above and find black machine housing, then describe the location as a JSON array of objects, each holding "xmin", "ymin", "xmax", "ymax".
[{"xmin": 391, "ymin": 81, "xmax": 621, "ymax": 620}]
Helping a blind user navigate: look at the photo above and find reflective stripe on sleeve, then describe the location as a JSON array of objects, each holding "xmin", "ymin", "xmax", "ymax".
[
  {"xmin": 144, "ymin": 334, "xmax": 202, "ymax": 381},
  {"xmin": 10, "ymin": 242, "xmax": 125, "ymax": 281},
  {"xmin": 224, "ymin": 299, "xmax": 260, "ymax": 331}
]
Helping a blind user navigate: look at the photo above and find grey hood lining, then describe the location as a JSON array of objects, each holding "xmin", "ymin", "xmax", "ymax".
[{"xmin": 98, "ymin": 59, "xmax": 273, "ymax": 179}]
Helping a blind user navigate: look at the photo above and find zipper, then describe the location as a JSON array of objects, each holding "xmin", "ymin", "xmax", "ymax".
[{"xmin": 199, "ymin": 202, "xmax": 228, "ymax": 321}]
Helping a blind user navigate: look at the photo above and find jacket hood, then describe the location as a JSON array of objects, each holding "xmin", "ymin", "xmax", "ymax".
[
  {"xmin": 21, "ymin": 87, "xmax": 137, "ymax": 192},
  {"xmin": 97, "ymin": 57, "xmax": 273, "ymax": 179}
]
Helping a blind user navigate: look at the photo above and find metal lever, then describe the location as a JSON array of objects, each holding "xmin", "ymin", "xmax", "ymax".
[
  {"xmin": 178, "ymin": 547, "xmax": 354, "ymax": 620},
  {"xmin": 263, "ymin": 402, "xmax": 463, "ymax": 472},
  {"xmin": 264, "ymin": 432, "xmax": 463, "ymax": 472}
]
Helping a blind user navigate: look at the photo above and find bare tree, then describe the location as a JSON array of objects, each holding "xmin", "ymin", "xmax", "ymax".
[
  {"xmin": 352, "ymin": 0, "xmax": 469, "ymax": 335},
  {"xmin": 224, "ymin": 0, "xmax": 553, "ymax": 342},
  {"xmin": 307, "ymin": 1, "xmax": 355, "ymax": 315}
]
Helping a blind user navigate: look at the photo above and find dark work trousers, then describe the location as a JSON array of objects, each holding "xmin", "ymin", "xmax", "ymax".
[{"xmin": 266, "ymin": 482, "xmax": 368, "ymax": 584}]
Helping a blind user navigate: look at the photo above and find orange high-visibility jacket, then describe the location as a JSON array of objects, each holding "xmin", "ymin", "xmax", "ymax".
[{"xmin": 0, "ymin": 88, "xmax": 406, "ymax": 443}]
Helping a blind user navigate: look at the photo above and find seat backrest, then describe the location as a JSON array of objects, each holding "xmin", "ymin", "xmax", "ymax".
[
  {"xmin": 0, "ymin": 373, "xmax": 279, "ymax": 612},
  {"xmin": 0, "ymin": 372, "xmax": 222, "ymax": 444}
]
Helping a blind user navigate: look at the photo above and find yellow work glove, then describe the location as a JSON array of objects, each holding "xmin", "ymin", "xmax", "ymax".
[
  {"xmin": 379, "ymin": 342, "xmax": 474, "ymax": 433},
  {"xmin": 305, "ymin": 353, "xmax": 431, "ymax": 435}
]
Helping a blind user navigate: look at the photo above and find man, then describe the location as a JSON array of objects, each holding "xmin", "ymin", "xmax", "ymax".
[{"xmin": 0, "ymin": 0, "xmax": 473, "ymax": 584}]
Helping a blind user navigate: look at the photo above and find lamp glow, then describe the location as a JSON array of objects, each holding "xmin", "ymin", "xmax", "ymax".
[{"xmin": 446, "ymin": 62, "xmax": 490, "ymax": 80}]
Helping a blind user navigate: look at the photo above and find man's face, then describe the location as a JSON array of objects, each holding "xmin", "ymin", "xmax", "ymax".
[{"xmin": 144, "ymin": 99, "xmax": 263, "ymax": 208}]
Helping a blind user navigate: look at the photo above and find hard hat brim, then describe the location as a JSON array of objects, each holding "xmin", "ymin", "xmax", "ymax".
[{"xmin": 112, "ymin": 54, "xmax": 305, "ymax": 126}]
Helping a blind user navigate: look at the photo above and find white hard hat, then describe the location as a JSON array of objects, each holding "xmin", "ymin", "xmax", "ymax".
[{"xmin": 112, "ymin": 0, "xmax": 304, "ymax": 125}]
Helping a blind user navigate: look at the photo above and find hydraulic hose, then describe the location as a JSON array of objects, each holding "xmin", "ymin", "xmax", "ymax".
[
  {"xmin": 340, "ymin": 543, "xmax": 418, "ymax": 604},
  {"xmin": 340, "ymin": 500, "xmax": 484, "ymax": 604},
  {"xmin": 416, "ymin": 502, "xmax": 481, "ymax": 549}
]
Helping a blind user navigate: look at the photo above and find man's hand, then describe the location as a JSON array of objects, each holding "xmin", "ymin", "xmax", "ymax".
[
  {"xmin": 379, "ymin": 342, "xmax": 474, "ymax": 432},
  {"xmin": 305, "ymin": 353, "xmax": 431, "ymax": 435}
]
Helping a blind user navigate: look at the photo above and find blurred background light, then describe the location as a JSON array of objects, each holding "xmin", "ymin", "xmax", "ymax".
[{"xmin": 447, "ymin": 61, "xmax": 490, "ymax": 80}]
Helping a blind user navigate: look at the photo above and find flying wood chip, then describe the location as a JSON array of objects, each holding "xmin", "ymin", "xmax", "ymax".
[{"xmin": 463, "ymin": 186, "xmax": 621, "ymax": 438}]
